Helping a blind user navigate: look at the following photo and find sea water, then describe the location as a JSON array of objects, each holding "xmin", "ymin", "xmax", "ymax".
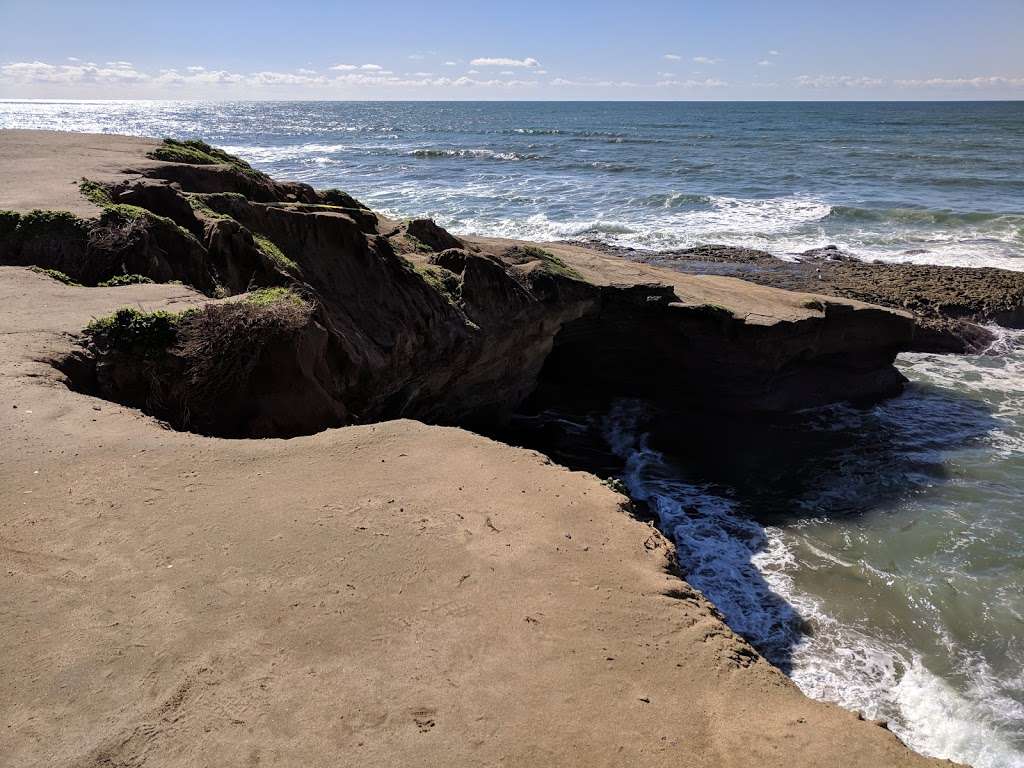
[{"xmin": 3, "ymin": 100, "xmax": 1021, "ymax": 766}]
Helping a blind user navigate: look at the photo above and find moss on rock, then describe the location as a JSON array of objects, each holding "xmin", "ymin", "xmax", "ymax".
[
  {"xmin": 148, "ymin": 139, "xmax": 268, "ymax": 181},
  {"xmin": 504, "ymin": 245, "xmax": 585, "ymax": 282}
]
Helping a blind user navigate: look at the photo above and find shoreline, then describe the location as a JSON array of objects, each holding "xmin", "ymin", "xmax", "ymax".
[{"xmin": 0, "ymin": 129, "xmax": 972, "ymax": 766}]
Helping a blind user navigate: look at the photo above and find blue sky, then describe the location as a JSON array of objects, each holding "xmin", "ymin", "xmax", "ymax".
[{"xmin": 2, "ymin": 0, "xmax": 1023, "ymax": 100}]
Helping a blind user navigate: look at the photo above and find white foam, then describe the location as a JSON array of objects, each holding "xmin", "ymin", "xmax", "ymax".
[{"xmin": 601, "ymin": 398, "xmax": 1024, "ymax": 768}]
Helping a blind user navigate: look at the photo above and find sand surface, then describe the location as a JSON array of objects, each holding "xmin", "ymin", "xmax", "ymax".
[
  {"xmin": 0, "ymin": 132, "xmax": 954, "ymax": 767},
  {"xmin": 0, "ymin": 129, "xmax": 162, "ymax": 216}
]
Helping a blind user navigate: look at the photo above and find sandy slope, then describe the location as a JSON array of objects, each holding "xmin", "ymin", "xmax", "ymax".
[{"xmin": 0, "ymin": 131, "xmax": 954, "ymax": 767}]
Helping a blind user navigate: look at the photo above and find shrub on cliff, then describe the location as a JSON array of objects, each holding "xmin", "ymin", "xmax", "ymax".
[
  {"xmin": 82, "ymin": 289, "xmax": 315, "ymax": 432},
  {"xmin": 85, "ymin": 307, "xmax": 192, "ymax": 355}
]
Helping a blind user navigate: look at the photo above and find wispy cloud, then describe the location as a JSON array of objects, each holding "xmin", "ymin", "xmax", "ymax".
[
  {"xmin": 657, "ymin": 77, "xmax": 728, "ymax": 88},
  {"xmin": 769, "ymin": 50, "xmax": 781, "ymax": 56},
  {"xmin": 795, "ymin": 74, "xmax": 885, "ymax": 88},
  {"xmin": 893, "ymin": 75, "xmax": 1024, "ymax": 88},
  {"xmin": 470, "ymin": 56, "xmax": 541, "ymax": 68},
  {"xmin": 330, "ymin": 63, "xmax": 384, "ymax": 71},
  {"xmin": 663, "ymin": 53, "xmax": 682, "ymax": 61},
  {"xmin": 757, "ymin": 60, "xmax": 774, "ymax": 67},
  {"xmin": 693, "ymin": 56, "xmax": 721, "ymax": 65}
]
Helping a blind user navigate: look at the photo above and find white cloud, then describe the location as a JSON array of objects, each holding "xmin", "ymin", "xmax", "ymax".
[
  {"xmin": 331, "ymin": 63, "xmax": 357, "ymax": 70},
  {"xmin": 443, "ymin": 60, "xmax": 458, "ymax": 66},
  {"xmin": 0, "ymin": 60, "xmax": 150, "ymax": 84},
  {"xmin": 663, "ymin": 53, "xmax": 681, "ymax": 61},
  {"xmin": 187, "ymin": 65, "xmax": 206, "ymax": 72},
  {"xmin": 408, "ymin": 54, "xmax": 425, "ymax": 60},
  {"xmin": 470, "ymin": 56, "xmax": 540, "ymax": 68},
  {"xmin": 693, "ymin": 56, "xmax": 721, "ymax": 65},
  {"xmin": 656, "ymin": 77, "xmax": 728, "ymax": 88},
  {"xmin": 66, "ymin": 56, "xmax": 80, "ymax": 62},
  {"xmin": 360, "ymin": 64, "xmax": 383, "ymax": 71},
  {"xmin": 466, "ymin": 69, "xmax": 479, "ymax": 75},
  {"xmin": 549, "ymin": 77, "xmax": 640, "ymax": 88},
  {"xmin": 757, "ymin": 60, "xmax": 774, "ymax": 67},
  {"xmin": 795, "ymin": 74, "xmax": 885, "ymax": 88},
  {"xmin": 893, "ymin": 75, "xmax": 1024, "ymax": 88},
  {"xmin": 769, "ymin": 50, "xmax": 780, "ymax": 56}
]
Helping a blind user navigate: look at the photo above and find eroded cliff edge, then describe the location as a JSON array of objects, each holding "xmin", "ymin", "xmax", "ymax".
[{"xmin": 1, "ymin": 131, "xmax": 918, "ymax": 437}]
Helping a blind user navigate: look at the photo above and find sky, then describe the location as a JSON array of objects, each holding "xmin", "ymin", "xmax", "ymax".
[{"xmin": 2, "ymin": 0, "xmax": 1023, "ymax": 101}]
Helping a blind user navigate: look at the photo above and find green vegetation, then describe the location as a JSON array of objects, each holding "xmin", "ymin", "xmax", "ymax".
[
  {"xmin": 30, "ymin": 266, "xmax": 81, "ymax": 286},
  {"xmin": 98, "ymin": 274, "xmax": 155, "ymax": 287},
  {"xmin": 243, "ymin": 286, "xmax": 308, "ymax": 308},
  {"xmin": 404, "ymin": 234, "xmax": 434, "ymax": 254},
  {"xmin": 601, "ymin": 477, "xmax": 629, "ymax": 495},
  {"xmin": 414, "ymin": 263, "xmax": 463, "ymax": 305},
  {"xmin": 0, "ymin": 209, "xmax": 20, "ymax": 239},
  {"xmin": 80, "ymin": 178, "xmax": 196, "ymax": 236},
  {"xmin": 186, "ymin": 194, "xmax": 232, "ymax": 220},
  {"xmin": 0, "ymin": 210, "xmax": 90, "ymax": 264},
  {"xmin": 505, "ymin": 245, "xmax": 585, "ymax": 282},
  {"xmin": 84, "ymin": 307, "xmax": 194, "ymax": 354},
  {"xmin": 253, "ymin": 233, "xmax": 300, "ymax": 273},
  {"xmin": 79, "ymin": 179, "xmax": 113, "ymax": 207},
  {"xmin": 3, "ymin": 209, "xmax": 89, "ymax": 242},
  {"xmin": 148, "ymin": 139, "xmax": 267, "ymax": 180}
]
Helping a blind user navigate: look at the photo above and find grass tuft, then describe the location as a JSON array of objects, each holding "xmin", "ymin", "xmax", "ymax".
[
  {"xmin": 98, "ymin": 274, "xmax": 155, "ymax": 287},
  {"xmin": 253, "ymin": 234, "xmax": 300, "ymax": 273},
  {"xmin": 243, "ymin": 287, "xmax": 308, "ymax": 308},
  {"xmin": 30, "ymin": 266, "xmax": 82, "ymax": 286}
]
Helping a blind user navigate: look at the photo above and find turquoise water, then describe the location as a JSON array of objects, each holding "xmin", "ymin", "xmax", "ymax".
[{"xmin": 2, "ymin": 100, "xmax": 1022, "ymax": 767}]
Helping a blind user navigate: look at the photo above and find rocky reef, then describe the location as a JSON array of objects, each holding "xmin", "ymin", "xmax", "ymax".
[
  {"xmin": 0, "ymin": 138, "xmax": 929, "ymax": 437},
  {"xmin": 587, "ymin": 243, "xmax": 1024, "ymax": 354}
]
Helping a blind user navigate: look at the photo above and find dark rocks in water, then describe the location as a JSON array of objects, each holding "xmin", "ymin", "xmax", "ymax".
[
  {"xmin": 406, "ymin": 217, "xmax": 463, "ymax": 252},
  {"xmin": 657, "ymin": 244, "xmax": 775, "ymax": 263},
  {"xmin": 799, "ymin": 245, "xmax": 858, "ymax": 262}
]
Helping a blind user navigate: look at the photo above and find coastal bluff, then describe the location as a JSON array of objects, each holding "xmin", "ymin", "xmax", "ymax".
[{"xmin": 0, "ymin": 130, "xmax": 956, "ymax": 767}]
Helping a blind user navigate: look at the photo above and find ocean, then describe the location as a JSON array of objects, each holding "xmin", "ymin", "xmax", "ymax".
[{"xmin": 2, "ymin": 100, "xmax": 1022, "ymax": 767}]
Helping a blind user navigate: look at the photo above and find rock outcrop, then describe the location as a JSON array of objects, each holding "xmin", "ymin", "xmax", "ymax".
[{"xmin": 0, "ymin": 135, "xmax": 921, "ymax": 437}]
